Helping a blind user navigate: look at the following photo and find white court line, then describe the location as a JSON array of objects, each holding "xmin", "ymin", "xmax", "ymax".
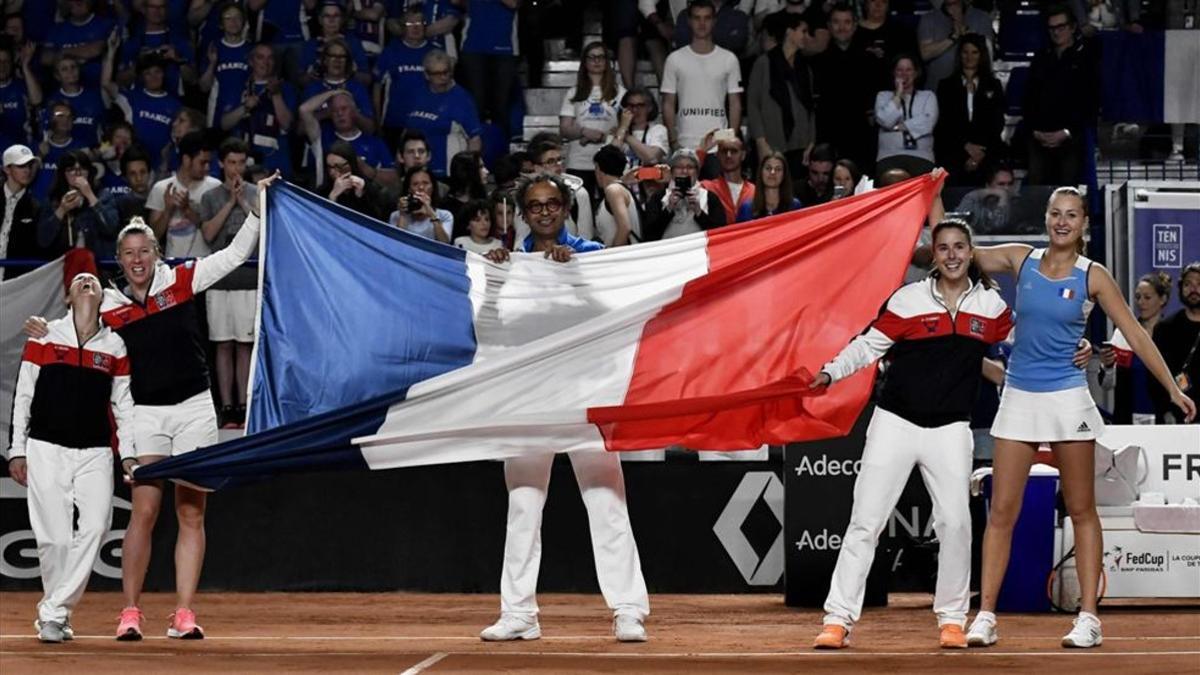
[
  {"xmin": 399, "ymin": 651, "xmax": 447, "ymax": 674},
  {"xmin": 2, "ymin": 634, "xmax": 1196, "ymax": 642},
  {"xmin": 2, "ymin": 650, "xmax": 1199, "ymax": 659}
]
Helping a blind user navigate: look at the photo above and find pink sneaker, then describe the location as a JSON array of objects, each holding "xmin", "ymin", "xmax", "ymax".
[
  {"xmin": 167, "ymin": 608, "xmax": 205, "ymax": 640},
  {"xmin": 116, "ymin": 607, "xmax": 144, "ymax": 641}
]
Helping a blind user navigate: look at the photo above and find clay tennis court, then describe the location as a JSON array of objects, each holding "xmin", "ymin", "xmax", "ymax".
[{"xmin": 1, "ymin": 592, "xmax": 1197, "ymax": 673}]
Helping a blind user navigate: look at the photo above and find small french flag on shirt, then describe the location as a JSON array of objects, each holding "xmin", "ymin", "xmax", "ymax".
[{"xmin": 1059, "ymin": 288, "xmax": 1076, "ymax": 300}]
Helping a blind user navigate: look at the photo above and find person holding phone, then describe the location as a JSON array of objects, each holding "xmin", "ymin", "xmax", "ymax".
[
  {"xmin": 612, "ymin": 87, "xmax": 669, "ymax": 169},
  {"xmin": 874, "ymin": 54, "xmax": 938, "ymax": 178},
  {"xmin": 1098, "ymin": 272, "xmax": 1172, "ymax": 424},
  {"xmin": 641, "ymin": 148, "xmax": 726, "ymax": 241}
]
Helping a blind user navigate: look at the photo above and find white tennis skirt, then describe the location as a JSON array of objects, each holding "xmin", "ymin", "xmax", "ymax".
[{"xmin": 991, "ymin": 385, "xmax": 1106, "ymax": 443}]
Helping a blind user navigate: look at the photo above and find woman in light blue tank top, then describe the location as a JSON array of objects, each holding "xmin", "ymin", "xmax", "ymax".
[{"xmin": 962, "ymin": 187, "xmax": 1196, "ymax": 648}]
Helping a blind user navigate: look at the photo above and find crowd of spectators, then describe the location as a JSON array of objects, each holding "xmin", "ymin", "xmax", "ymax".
[{"xmin": 0, "ymin": 0, "xmax": 1170, "ymax": 426}]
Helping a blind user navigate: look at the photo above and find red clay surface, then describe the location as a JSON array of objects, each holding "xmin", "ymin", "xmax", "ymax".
[{"xmin": 1, "ymin": 592, "xmax": 1197, "ymax": 673}]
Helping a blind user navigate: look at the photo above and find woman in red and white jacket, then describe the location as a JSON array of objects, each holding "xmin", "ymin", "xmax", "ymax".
[{"xmin": 7, "ymin": 272, "xmax": 135, "ymax": 643}]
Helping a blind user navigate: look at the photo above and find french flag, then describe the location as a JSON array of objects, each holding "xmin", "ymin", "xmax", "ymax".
[
  {"xmin": 137, "ymin": 177, "xmax": 941, "ymax": 489},
  {"xmin": 1101, "ymin": 30, "xmax": 1200, "ymax": 125}
]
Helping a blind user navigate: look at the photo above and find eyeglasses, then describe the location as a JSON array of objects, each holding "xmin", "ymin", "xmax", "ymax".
[
  {"xmin": 585, "ymin": 53, "xmax": 608, "ymax": 62},
  {"xmin": 524, "ymin": 199, "xmax": 564, "ymax": 215},
  {"xmin": 426, "ymin": 68, "xmax": 451, "ymax": 76},
  {"xmin": 404, "ymin": 21, "xmax": 423, "ymax": 27},
  {"xmin": 1047, "ymin": 21, "xmax": 1071, "ymax": 32},
  {"xmin": 539, "ymin": 156, "xmax": 564, "ymax": 166}
]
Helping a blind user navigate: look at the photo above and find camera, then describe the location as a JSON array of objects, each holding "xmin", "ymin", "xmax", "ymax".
[
  {"xmin": 674, "ymin": 176, "xmax": 692, "ymax": 192},
  {"xmin": 405, "ymin": 195, "xmax": 423, "ymax": 213}
]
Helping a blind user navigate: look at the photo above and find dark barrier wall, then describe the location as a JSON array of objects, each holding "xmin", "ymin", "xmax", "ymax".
[{"xmin": 1, "ymin": 455, "xmax": 787, "ymax": 594}]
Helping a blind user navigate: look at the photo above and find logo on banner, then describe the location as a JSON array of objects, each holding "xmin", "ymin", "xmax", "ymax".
[
  {"xmin": 1162, "ymin": 453, "xmax": 1199, "ymax": 481},
  {"xmin": 0, "ymin": 478, "xmax": 128, "ymax": 580},
  {"xmin": 1105, "ymin": 544, "xmax": 1167, "ymax": 573},
  {"xmin": 793, "ymin": 454, "xmax": 860, "ymax": 477},
  {"xmin": 795, "ymin": 528, "xmax": 843, "ymax": 551},
  {"xmin": 1152, "ymin": 224, "xmax": 1183, "ymax": 268},
  {"xmin": 714, "ymin": 472, "xmax": 784, "ymax": 586}
]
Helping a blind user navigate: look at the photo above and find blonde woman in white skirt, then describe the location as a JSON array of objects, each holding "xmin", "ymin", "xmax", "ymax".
[{"xmin": 965, "ymin": 187, "xmax": 1196, "ymax": 649}]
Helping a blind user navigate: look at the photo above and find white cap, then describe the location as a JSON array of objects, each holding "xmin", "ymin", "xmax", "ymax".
[{"xmin": 3, "ymin": 145, "xmax": 36, "ymax": 167}]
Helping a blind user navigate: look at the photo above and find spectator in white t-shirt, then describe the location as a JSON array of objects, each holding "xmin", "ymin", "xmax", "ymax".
[
  {"xmin": 612, "ymin": 87, "xmax": 669, "ymax": 169},
  {"xmin": 660, "ymin": 0, "xmax": 743, "ymax": 155},
  {"xmin": 145, "ymin": 131, "xmax": 221, "ymax": 258},
  {"xmin": 453, "ymin": 198, "xmax": 505, "ymax": 254},
  {"xmin": 559, "ymin": 41, "xmax": 626, "ymax": 203}
]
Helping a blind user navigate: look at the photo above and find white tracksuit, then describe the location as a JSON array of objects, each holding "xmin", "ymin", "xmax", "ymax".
[
  {"xmin": 819, "ymin": 277, "xmax": 1012, "ymax": 629},
  {"xmin": 7, "ymin": 312, "xmax": 135, "ymax": 626},
  {"xmin": 500, "ymin": 449, "xmax": 650, "ymax": 620}
]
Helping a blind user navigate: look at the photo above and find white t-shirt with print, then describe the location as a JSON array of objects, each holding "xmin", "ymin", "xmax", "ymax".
[
  {"xmin": 146, "ymin": 174, "xmax": 222, "ymax": 258},
  {"xmin": 660, "ymin": 45, "xmax": 743, "ymax": 150},
  {"xmin": 559, "ymin": 84, "xmax": 627, "ymax": 171}
]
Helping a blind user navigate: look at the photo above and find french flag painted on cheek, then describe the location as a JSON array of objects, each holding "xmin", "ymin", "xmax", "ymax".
[{"xmin": 137, "ymin": 177, "xmax": 942, "ymax": 490}]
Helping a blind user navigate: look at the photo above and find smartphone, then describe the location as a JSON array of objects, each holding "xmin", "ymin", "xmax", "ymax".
[
  {"xmin": 833, "ymin": 185, "xmax": 847, "ymax": 199},
  {"xmin": 635, "ymin": 166, "xmax": 665, "ymax": 182},
  {"xmin": 674, "ymin": 176, "xmax": 692, "ymax": 192},
  {"xmin": 713, "ymin": 128, "xmax": 737, "ymax": 143}
]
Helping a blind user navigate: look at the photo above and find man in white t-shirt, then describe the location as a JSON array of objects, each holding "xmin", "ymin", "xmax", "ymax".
[
  {"xmin": 660, "ymin": 0, "xmax": 743, "ymax": 152},
  {"xmin": 146, "ymin": 131, "xmax": 221, "ymax": 258}
]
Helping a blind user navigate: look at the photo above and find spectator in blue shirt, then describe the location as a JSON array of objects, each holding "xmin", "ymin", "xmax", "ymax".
[
  {"xmin": 117, "ymin": 0, "xmax": 195, "ymax": 96},
  {"xmin": 254, "ymin": 0, "xmax": 307, "ymax": 84},
  {"xmin": 459, "ymin": 0, "xmax": 520, "ymax": 140},
  {"xmin": 374, "ymin": 5, "xmax": 434, "ymax": 148},
  {"xmin": 44, "ymin": 56, "xmax": 106, "ymax": 148},
  {"xmin": 301, "ymin": 88, "xmax": 395, "ymax": 187},
  {"xmin": 386, "ymin": 0, "xmax": 461, "ymax": 53},
  {"xmin": 34, "ymin": 101, "xmax": 91, "ymax": 201},
  {"xmin": 0, "ymin": 41, "xmax": 42, "ymax": 151},
  {"xmin": 300, "ymin": 37, "xmax": 377, "ymax": 134},
  {"xmin": 219, "ymin": 43, "xmax": 297, "ymax": 178},
  {"xmin": 41, "ymin": 0, "xmax": 115, "ymax": 86},
  {"xmin": 301, "ymin": 2, "xmax": 372, "ymax": 87},
  {"xmin": 106, "ymin": 49, "xmax": 184, "ymax": 170},
  {"xmin": 485, "ymin": 172, "xmax": 605, "ymax": 261},
  {"xmin": 199, "ymin": 2, "xmax": 253, "ymax": 127},
  {"xmin": 404, "ymin": 50, "xmax": 483, "ymax": 178}
]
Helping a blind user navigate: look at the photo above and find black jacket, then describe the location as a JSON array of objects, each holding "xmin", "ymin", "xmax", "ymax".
[
  {"xmin": 640, "ymin": 189, "xmax": 727, "ymax": 242},
  {"xmin": 1022, "ymin": 39, "xmax": 1101, "ymax": 137},
  {"xmin": 0, "ymin": 187, "xmax": 56, "ymax": 279},
  {"xmin": 935, "ymin": 74, "xmax": 1007, "ymax": 186}
]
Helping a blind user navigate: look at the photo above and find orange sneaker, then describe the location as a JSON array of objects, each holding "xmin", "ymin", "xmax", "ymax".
[
  {"xmin": 167, "ymin": 608, "xmax": 205, "ymax": 640},
  {"xmin": 940, "ymin": 624, "xmax": 968, "ymax": 649},
  {"xmin": 116, "ymin": 607, "xmax": 143, "ymax": 641},
  {"xmin": 813, "ymin": 624, "xmax": 849, "ymax": 649}
]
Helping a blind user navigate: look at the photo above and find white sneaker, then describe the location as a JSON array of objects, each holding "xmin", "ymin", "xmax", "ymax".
[
  {"xmin": 966, "ymin": 614, "xmax": 998, "ymax": 647},
  {"xmin": 1062, "ymin": 612, "xmax": 1103, "ymax": 648},
  {"xmin": 480, "ymin": 615, "xmax": 541, "ymax": 641},
  {"xmin": 614, "ymin": 614, "xmax": 647, "ymax": 642}
]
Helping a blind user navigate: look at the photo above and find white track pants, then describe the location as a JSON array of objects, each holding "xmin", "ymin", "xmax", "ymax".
[
  {"xmin": 500, "ymin": 449, "xmax": 650, "ymax": 620},
  {"xmin": 823, "ymin": 408, "xmax": 973, "ymax": 629},
  {"xmin": 24, "ymin": 439, "xmax": 113, "ymax": 625}
]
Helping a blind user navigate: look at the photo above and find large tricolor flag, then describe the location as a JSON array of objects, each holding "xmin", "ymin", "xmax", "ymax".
[{"xmin": 137, "ymin": 176, "xmax": 941, "ymax": 489}]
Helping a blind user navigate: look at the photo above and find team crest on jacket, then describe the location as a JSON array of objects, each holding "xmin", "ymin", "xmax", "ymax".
[
  {"xmin": 969, "ymin": 317, "xmax": 986, "ymax": 336},
  {"xmin": 52, "ymin": 345, "xmax": 70, "ymax": 361},
  {"xmin": 91, "ymin": 352, "xmax": 113, "ymax": 372},
  {"xmin": 153, "ymin": 290, "xmax": 177, "ymax": 310},
  {"xmin": 921, "ymin": 317, "xmax": 940, "ymax": 333}
]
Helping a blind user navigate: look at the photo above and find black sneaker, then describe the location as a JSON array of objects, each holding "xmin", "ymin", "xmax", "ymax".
[{"xmin": 219, "ymin": 405, "xmax": 238, "ymax": 429}]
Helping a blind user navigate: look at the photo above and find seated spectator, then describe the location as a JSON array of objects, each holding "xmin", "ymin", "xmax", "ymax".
[
  {"xmin": 672, "ymin": 0, "xmax": 750, "ymax": 55},
  {"xmin": 492, "ymin": 152, "xmax": 525, "ymax": 194},
  {"xmin": 301, "ymin": 89, "xmax": 395, "ymax": 187},
  {"xmin": 701, "ymin": 132, "xmax": 755, "ymax": 224},
  {"xmin": 1021, "ymin": 6, "xmax": 1099, "ymax": 186},
  {"xmin": 514, "ymin": 134, "xmax": 594, "ymax": 242},
  {"xmin": 453, "ymin": 198, "xmax": 506, "ymax": 254},
  {"xmin": 441, "ymin": 151, "xmax": 488, "ymax": 214},
  {"xmin": 874, "ymin": 54, "xmax": 938, "ymax": 177},
  {"xmin": 199, "ymin": 137, "xmax": 259, "ymax": 429},
  {"xmin": 815, "ymin": 4, "xmax": 878, "ymax": 175},
  {"xmin": 831, "ymin": 158, "xmax": 863, "ymax": 199},
  {"xmin": 34, "ymin": 102, "xmax": 91, "ymax": 201},
  {"xmin": 613, "ymin": 87, "xmax": 669, "ymax": 169},
  {"xmin": 145, "ymin": 131, "xmax": 221, "ymax": 258},
  {"xmin": 374, "ymin": 5, "xmax": 434, "ymax": 148},
  {"xmin": 321, "ymin": 141, "xmax": 386, "ymax": 220},
  {"xmin": 737, "ymin": 152, "xmax": 801, "ymax": 222},
  {"xmin": 854, "ymin": 0, "xmax": 919, "ymax": 90},
  {"xmin": 917, "ymin": 0, "xmax": 993, "ymax": 93},
  {"xmin": 560, "ymin": 42, "xmax": 626, "ymax": 202},
  {"xmin": 42, "ymin": 0, "xmax": 115, "ymax": 86},
  {"xmin": 162, "ymin": 107, "xmax": 207, "ymax": 176},
  {"xmin": 0, "ymin": 41, "xmax": 42, "ymax": 151},
  {"xmin": 934, "ymin": 34, "xmax": 1005, "ymax": 187},
  {"xmin": 37, "ymin": 150, "xmax": 110, "ymax": 258},
  {"xmin": 403, "ymin": 50, "xmax": 483, "ymax": 178},
  {"xmin": 748, "ymin": 13, "xmax": 817, "ymax": 176},
  {"xmin": 301, "ymin": 2, "xmax": 371, "ymax": 86},
  {"xmin": 97, "ymin": 146, "xmax": 154, "ymax": 241},
  {"xmin": 954, "ymin": 163, "xmax": 1017, "ymax": 234},
  {"xmin": 200, "ymin": 2, "xmax": 252, "ymax": 128},
  {"xmin": 491, "ymin": 189, "xmax": 518, "ymax": 249},
  {"xmin": 796, "ymin": 142, "xmax": 836, "ymax": 206},
  {"xmin": 458, "ymin": 0, "xmax": 519, "ymax": 140},
  {"xmin": 118, "ymin": 0, "xmax": 194, "ymax": 96},
  {"xmin": 0, "ymin": 144, "xmax": 48, "ymax": 280},
  {"xmin": 642, "ymin": 148, "xmax": 725, "ymax": 241},
  {"xmin": 299, "ymin": 37, "xmax": 377, "ymax": 135},
  {"xmin": 661, "ymin": 1, "xmax": 743, "ymax": 155},
  {"xmin": 397, "ymin": 129, "xmax": 432, "ymax": 174},
  {"xmin": 44, "ymin": 56, "xmax": 105, "ymax": 148},
  {"xmin": 107, "ymin": 50, "xmax": 183, "ymax": 170},
  {"xmin": 594, "ymin": 144, "xmax": 639, "ymax": 246},
  {"xmin": 221, "ymin": 43, "xmax": 297, "ymax": 178},
  {"xmin": 390, "ymin": 165, "xmax": 452, "ymax": 243}
]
